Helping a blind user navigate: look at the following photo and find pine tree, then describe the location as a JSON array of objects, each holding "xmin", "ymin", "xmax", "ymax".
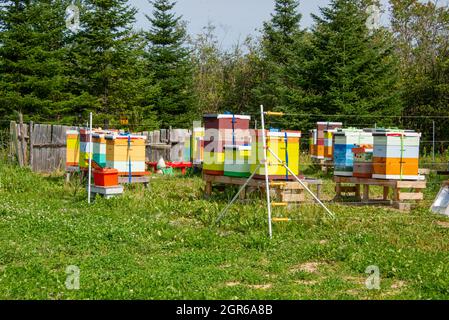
[
  {"xmin": 307, "ymin": 0, "xmax": 402, "ymax": 127},
  {"xmin": 69, "ymin": 0, "xmax": 157, "ymax": 127},
  {"xmin": 145, "ymin": 0, "xmax": 195, "ymax": 128},
  {"xmin": 254, "ymin": 0, "xmax": 305, "ymax": 129},
  {"xmin": 0, "ymin": 0, "xmax": 76, "ymax": 124}
]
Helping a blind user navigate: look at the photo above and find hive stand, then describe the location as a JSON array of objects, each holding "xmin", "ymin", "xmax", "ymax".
[
  {"xmin": 334, "ymin": 176, "xmax": 426, "ymax": 211},
  {"xmin": 203, "ymin": 174, "xmax": 322, "ymax": 203},
  {"xmin": 118, "ymin": 175, "xmax": 150, "ymax": 189},
  {"xmin": 89, "ymin": 185, "xmax": 124, "ymax": 200}
]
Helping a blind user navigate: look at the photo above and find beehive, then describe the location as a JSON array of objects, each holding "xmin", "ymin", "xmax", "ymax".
[
  {"xmin": 352, "ymin": 146, "xmax": 374, "ymax": 178},
  {"xmin": 192, "ymin": 127, "xmax": 204, "ymax": 165},
  {"xmin": 251, "ymin": 130, "xmax": 301, "ymax": 180},
  {"xmin": 314, "ymin": 122, "xmax": 342, "ymax": 160},
  {"xmin": 372, "ymin": 131, "xmax": 421, "ymax": 180},
  {"xmin": 203, "ymin": 114, "xmax": 250, "ymax": 175},
  {"xmin": 183, "ymin": 132, "xmax": 191, "ymax": 162},
  {"xmin": 324, "ymin": 129, "xmax": 339, "ymax": 161},
  {"xmin": 224, "ymin": 145, "xmax": 251, "ymax": 178},
  {"xmin": 92, "ymin": 133, "xmax": 107, "ymax": 168},
  {"xmin": 66, "ymin": 130, "xmax": 80, "ymax": 169},
  {"xmin": 79, "ymin": 129, "xmax": 93, "ymax": 170},
  {"xmin": 308, "ymin": 130, "xmax": 314, "ymax": 157},
  {"xmin": 333, "ymin": 130, "xmax": 373, "ymax": 176},
  {"xmin": 105, "ymin": 134, "xmax": 146, "ymax": 175}
]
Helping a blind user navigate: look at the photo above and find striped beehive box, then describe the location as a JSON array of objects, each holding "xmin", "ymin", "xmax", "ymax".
[
  {"xmin": 66, "ymin": 130, "xmax": 80, "ymax": 170},
  {"xmin": 79, "ymin": 129, "xmax": 94, "ymax": 170},
  {"xmin": 203, "ymin": 114, "xmax": 250, "ymax": 175},
  {"xmin": 372, "ymin": 131, "xmax": 421, "ymax": 180},
  {"xmin": 192, "ymin": 127, "xmax": 205, "ymax": 165},
  {"xmin": 324, "ymin": 129, "xmax": 339, "ymax": 161},
  {"xmin": 224, "ymin": 145, "xmax": 251, "ymax": 178},
  {"xmin": 352, "ymin": 146, "xmax": 374, "ymax": 178},
  {"xmin": 92, "ymin": 133, "xmax": 107, "ymax": 168},
  {"xmin": 314, "ymin": 122, "xmax": 342, "ymax": 160},
  {"xmin": 251, "ymin": 130, "xmax": 301, "ymax": 180},
  {"xmin": 105, "ymin": 134, "xmax": 146, "ymax": 176},
  {"xmin": 334, "ymin": 130, "xmax": 373, "ymax": 176}
]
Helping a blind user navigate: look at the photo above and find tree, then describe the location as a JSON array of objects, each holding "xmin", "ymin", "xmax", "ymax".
[
  {"xmin": 255, "ymin": 0, "xmax": 306, "ymax": 129},
  {"xmin": 0, "ymin": 0, "xmax": 76, "ymax": 124},
  {"xmin": 306, "ymin": 0, "xmax": 402, "ymax": 127},
  {"xmin": 390, "ymin": 0, "xmax": 449, "ymax": 150},
  {"xmin": 68, "ymin": 0, "xmax": 158, "ymax": 128},
  {"xmin": 145, "ymin": 0, "xmax": 195, "ymax": 128}
]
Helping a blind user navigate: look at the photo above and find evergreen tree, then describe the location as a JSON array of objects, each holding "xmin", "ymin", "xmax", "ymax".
[
  {"xmin": 254, "ymin": 0, "xmax": 305, "ymax": 129},
  {"xmin": 307, "ymin": 0, "xmax": 402, "ymax": 127},
  {"xmin": 0, "ymin": 0, "xmax": 76, "ymax": 124},
  {"xmin": 145, "ymin": 0, "xmax": 195, "ymax": 128},
  {"xmin": 69, "ymin": 0, "xmax": 157, "ymax": 127}
]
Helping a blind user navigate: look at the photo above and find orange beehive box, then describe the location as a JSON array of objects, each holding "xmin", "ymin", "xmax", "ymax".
[
  {"xmin": 93, "ymin": 168, "xmax": 119, "ymax": 187},
  {"xmin": 372, "ymin": 157, "xmax": 419, "ymax": 177}
]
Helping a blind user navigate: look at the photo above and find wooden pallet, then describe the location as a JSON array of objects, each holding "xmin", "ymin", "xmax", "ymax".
[
  {"xmin": 334, "ymin": 175, "xmax": 426, "ymax": 211},
  {"xmin": 203, "ymin": 174, "xmax": 322, "ymax": 203}
]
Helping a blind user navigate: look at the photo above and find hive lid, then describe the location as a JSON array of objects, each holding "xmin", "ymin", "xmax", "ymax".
[
  {"xmin": 316, "ymin": 122, "xmax": 343, "ymax": 126},
  {"xmin": 105, "ymin": 134, "xmax": 146, "ymax": 141},
  {"xmin": 203, "ymin": 114, "xmax": 251, "ymax": 120},
  {"xmin": 267, "ymin": 131, "xmax": 302, "ymax": 138},
  {"xmin": 224, "ymin": 145, "xmax": 251, "ymax": 151}
]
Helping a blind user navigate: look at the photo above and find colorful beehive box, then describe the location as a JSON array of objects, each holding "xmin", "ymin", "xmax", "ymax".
[
  {"xmin": 92, "ymin": 133, "xmax": 107, "ymax": 168},
  {"xmin": 192, "ymin": 127, "xmax": 205, "ymax": 165},
  {"xmin": 203, "ymin": 114, "xmax": 251, "ymax": 175},
  {"xmin": 372, "ymin": 131, "xmax": 421, "ymax": 180},
  {"xmin": 183, "ymin": 132, "xmax": 191, "ymax": 162},
  {"xmin": 250, "ymin": 130, "xmax": 301, "ymax": 180},
  {"xmin": 324, "ymin": 129, "xmax": 339, "ymax": 161},
  {"xmin": 333, "ymin": 130, "xmax": 373, "ymax": 176},
  {"xmin": 105, "ymin": 134, "xmax": 146, "ymax": 175},
  {"xmin": 224, "ymin": 145, "xmax": 251, "ymax": 178},
  {"xmin": 79, "ymin": 129, "xmax": 93, "ymax": 170},
  {"xmin": 66, "ymin": 130, "xmax": 80, "ymax": 170},
  {"xmin": 352, "ymin": 146, "xmax": 374, "ymax": 178},
  {"xmin": 314, "ymin": 122, "xmax": 342, "ymax": 160}
]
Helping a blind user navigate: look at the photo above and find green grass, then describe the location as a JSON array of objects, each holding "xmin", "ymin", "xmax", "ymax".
[{"xmin": 1, "ymin": 159, "xmax": 449, "ymax": 300}]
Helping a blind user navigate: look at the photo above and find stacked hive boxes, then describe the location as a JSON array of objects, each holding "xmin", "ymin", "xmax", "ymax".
[
  {"xmin": 352, "ymin": 146, "xmax": 374, "ymax": 178},
  {"xmin": 66, "ymin": 130, "xmax": 80, "ymax": 170},
  {"xmin": 192, "ymin": 127, "xmax": 205, "ymax": 165},
  {"xmin": 333, "ymin": 129, "xmax": 373, "ymax": 176},
  {"xmin": 105, "ymin": 134, "xmax": 146, "ymax": 175},
  {"xmin": 372, "ymin": 131, "xmax": 421, "ymax": 180},
  {"xmin": 324, "ymin": 128, "xmax": 341, "ymax": 161},
  {"xmin": 203, "ymin": 114, "xmax": 251, "ymax": 176},
  {"xmin": 312, "ymin": 122, "xmax": 343, "ymax": 160},
  {"xmin": 92, "ymin": 133, "xmax": 107, "ymax": 168},
  {"xmin": 251, "ymin": 130, "xmax": 302, "ymax": 180},
  {"xmin": 79, "ymin": 129, "xmax": 94, "ymax": 170},
  {"xmin": 224, "ymin": 145, "xmax": 251, "ymax": 178}
]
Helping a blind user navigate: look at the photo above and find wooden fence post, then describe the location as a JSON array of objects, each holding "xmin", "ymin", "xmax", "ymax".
[
  {"xmin": 29, "ymin": 121, "xmax": 34, "ymax": 170},
  {"xmin": 18, "ymin": 113, "xmax": 27, "ymax": 166}
]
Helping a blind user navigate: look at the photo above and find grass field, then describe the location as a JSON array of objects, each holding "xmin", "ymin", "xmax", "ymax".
[{"xmin": 1, "ymin": 157, "xmax": 449, "ymax": 300}]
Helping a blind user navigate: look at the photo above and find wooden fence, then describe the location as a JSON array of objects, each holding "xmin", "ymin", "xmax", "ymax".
[{"xmin": 9, "ymin": 120, "xmax": 191, "ymax": 173}]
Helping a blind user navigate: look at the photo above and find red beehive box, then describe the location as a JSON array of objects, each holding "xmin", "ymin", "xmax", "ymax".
[{"xmin": 93, "ymin": 168, "xmax": 119, "ymax": 187}]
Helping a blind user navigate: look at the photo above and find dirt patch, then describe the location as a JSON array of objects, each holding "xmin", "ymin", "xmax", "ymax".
[
  {"xmin": 436, "ymin": 221, "xmax": 449, "ymax": 228},
  {"xmin": 319, "ymin": 240, "xmax": 328, "ymax": 245},
  {"xmin": 390, "ymin": 280, "xmax": 406, "ymax": 290},
  {"xmin": 295, "ymin": 280, "xmax": 318, "ymax": 286},
  {"xmin": 247, "ymin": 284, "xmax": 272, "ymax": 290},
  {"xmin": 225, "ymin": 282, "xmax": 240, "ymax": 287},
  {"xmin": 344, "ymin": 276, "xmax": 366, "ymax": 286},
  {"xmin": 290, "ymin": 261, "xmax": 323, "ymax": 274}
]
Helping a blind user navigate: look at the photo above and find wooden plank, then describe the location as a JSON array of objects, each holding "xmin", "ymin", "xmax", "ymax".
[
  {"xmin": 29, "ymin": 121, "xmax": 34, "ymax": 169},
  {"xmin": 396, "ymin": 180, "xmax": 427, "ymax": 189},
  {"xmin": 334, "ymin": 176, "xmax": 397, "ymax": 187},
  {"xmin": 398, "ymin": 192, "xmax": 424, "ymax": 201},
  {"xmin": 383, "ymin": 186, "xmax": 389, "ymax": 201},
  {"xmin": 19, "ymin": 113, "xmax": 27, "ymax": 166},
  {"xmin": 362, "ymin": 185, "xmax": 370, "ymax": 203},
  {"xmin": 281, "ymin": 192, "xmax": 304, "ymax": 203}
]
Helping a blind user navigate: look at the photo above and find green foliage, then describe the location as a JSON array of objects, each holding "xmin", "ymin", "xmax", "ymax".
[
  {"xmin": 305, "ymin": 0, "xmax": 402, "ymax": 128},
  {"xmin": 145, "ymin": 0, "xmax": 195, "ymax": 128},
  {"xmin": 0, "ymin": 0, "xmax": 77, "ymax": 124}
]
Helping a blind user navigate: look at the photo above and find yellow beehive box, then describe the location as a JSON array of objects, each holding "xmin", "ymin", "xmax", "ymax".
[
  {"xmin": 250, "ymin": 130, "xmax": 301, "ymax": 180},
  {"xmin": 66, "ymin": 130, "xmax": 80, "ymax": 169},
  {"xmin": 105, "ymin": 134, "xmax": 147, "ymax": 175}
]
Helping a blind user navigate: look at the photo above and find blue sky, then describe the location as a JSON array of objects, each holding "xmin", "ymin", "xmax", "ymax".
[{"xmin": 130, "ymin": 0, "xmax": 391, "ymax": 49}]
